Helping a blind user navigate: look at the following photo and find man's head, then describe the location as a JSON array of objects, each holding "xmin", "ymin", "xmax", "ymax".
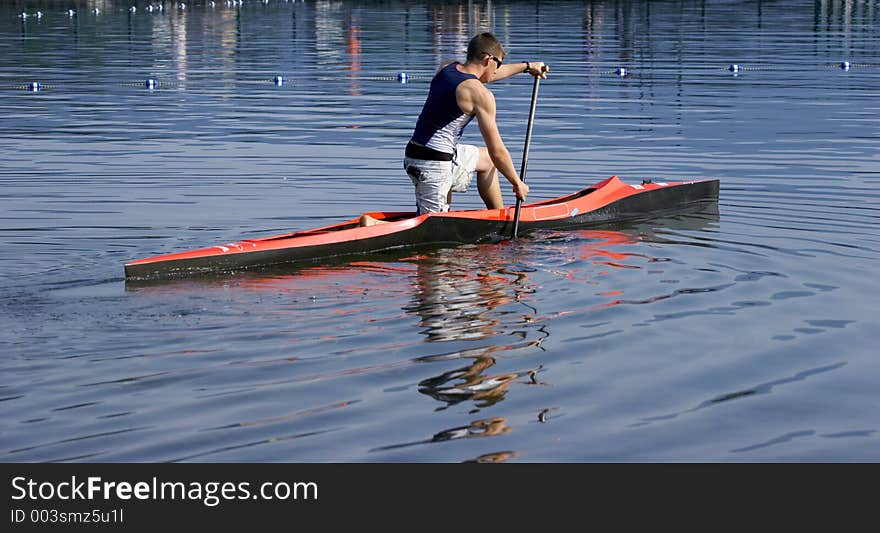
[{"xmin": 466, "ymin": 32, "xmax": 506, "ymax": 67}]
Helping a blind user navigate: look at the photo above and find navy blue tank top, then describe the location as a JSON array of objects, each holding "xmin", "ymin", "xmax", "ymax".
[{"xmin": 410, "ymin": 63, "xmax": 477, "ymax": 156}]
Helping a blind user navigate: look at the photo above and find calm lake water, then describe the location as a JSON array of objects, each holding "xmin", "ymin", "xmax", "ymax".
[{"xmin": 1, "ymin": 0, "xmax": 878, "ymax": 462}]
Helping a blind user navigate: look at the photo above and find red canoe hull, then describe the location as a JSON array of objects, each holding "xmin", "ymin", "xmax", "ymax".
[{"xmin": 125, "ymin": 176, "xmax": 719, "ymax": 280}]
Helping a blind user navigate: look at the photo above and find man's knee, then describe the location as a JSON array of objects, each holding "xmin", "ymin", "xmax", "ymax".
[
  {"xmin": 477, "ymin": 169, "xmax": 497, "ymax": 188},
  {"xmin": 476, "ymin": 146, "xmax": 494, "ymax": 173}
]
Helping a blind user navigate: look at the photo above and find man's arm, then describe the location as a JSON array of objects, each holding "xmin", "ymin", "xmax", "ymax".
[
  {"xmin": 471, "ymin": 86, "xmax": 529, "ymax": 201},
  {"xmin": 492, "ymin": 61, "xmax": 548, "ymax": 82}
]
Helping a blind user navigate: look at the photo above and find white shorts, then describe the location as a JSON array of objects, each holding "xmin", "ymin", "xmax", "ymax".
[{"xmin": 404, "ymin": 144, "xmax": 479, "ymax": 214}]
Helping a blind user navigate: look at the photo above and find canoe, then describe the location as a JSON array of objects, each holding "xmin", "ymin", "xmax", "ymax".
[{"xmin": 124, "ymin": 175, "xmax": 719, "ymax": 281}]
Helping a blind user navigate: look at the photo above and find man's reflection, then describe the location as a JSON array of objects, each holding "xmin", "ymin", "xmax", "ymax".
[
  {"xmin": 371, "ymin": 416, "xmax": 511, "ymax": 453},
  {"xmin": 403, "ymin": 249, "xmax": 515, "ymax": 342},
  {"xmin": 416, "ymin": 347, "xmax": 543, "ymax": 411},
  {"xmin": 463, "ymin": 450, "xmax": 520, "ymax": 463},
  {"xmin": 403, "ymin": 247, "xmax": 545, "ymax": 412}
]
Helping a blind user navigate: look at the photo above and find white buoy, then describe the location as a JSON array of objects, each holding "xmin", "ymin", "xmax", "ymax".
[
  {"xmin": 20, "ymin": 12, "xmax": 27, "ymax": 19},
  {"xmin": 93, "ymin": 8, "xmax": 100, "ymax": 15},
  {"xmin": 729, "ymin": 64, "xmax": 741, "ymax": 73},
  {"xmin": 67, "ymin": 9, "xmax": 75, "ymax": 17},
  {"xmin": 840, "ymin": 61, "xmax": 851, "ymax": 71},
  {"xmin": 616, "ymin": 67, "xmax": 627, "ymax": 77},
  {"xmin": 179, "ymin": 3, "xmax": 186, "ymax": 10},
  {"xmin": 145, "ymin": 79, "xmax": 157, "ymax": 89},
  {"xmin": 130, "ymin": 6, "xmax": 137, "ymax": 13},
  {"xmin": 397, "ymin": 72, "xmax": 409, "ymax": 84},
  {"xmin": 36, "ymin": 11, "xmax": 43, "ymax": 18},
  {"xmin": 274, "ymin": 75, "xmax": 284, "ymax": 86},
  {"xmin": 29, "ymin": 82, "xmax": 41, "ymax": 92}
]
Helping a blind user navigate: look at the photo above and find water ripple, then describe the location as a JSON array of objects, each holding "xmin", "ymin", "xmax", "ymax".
[{"xmin": 632, "ymin": 362, "xmax": 847, "ymax": 428}]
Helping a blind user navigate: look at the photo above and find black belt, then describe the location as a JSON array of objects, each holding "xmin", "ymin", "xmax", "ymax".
[{"xmin": 405, "ymin": 141, "xmax": 453, "ymax": 162}]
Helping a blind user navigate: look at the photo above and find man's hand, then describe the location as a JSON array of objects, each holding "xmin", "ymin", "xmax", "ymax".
[
  {"xmin": 525, "ymin": 62, "xmax": 549, "ymax": 79},
  {"xmin": 512, "ymin": 179, "xmax": 530, "ymax": 201}
]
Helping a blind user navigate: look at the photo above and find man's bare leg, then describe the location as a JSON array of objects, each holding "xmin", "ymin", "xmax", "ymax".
[{"xmin": 476, "ymin": 146, "xmax": 504, "ymax": 209}]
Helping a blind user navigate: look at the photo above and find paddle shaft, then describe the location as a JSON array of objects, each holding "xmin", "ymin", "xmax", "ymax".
[{"xmin": 511, "ymin": 71, "xmax": 542, "ymax": 238}]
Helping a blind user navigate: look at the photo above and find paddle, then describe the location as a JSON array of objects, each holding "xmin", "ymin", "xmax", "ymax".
[{"xmin": 511, "ymin": 65, "xmax": 547, "ymax": 239}]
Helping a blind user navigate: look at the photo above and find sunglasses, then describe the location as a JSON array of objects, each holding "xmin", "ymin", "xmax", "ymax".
[{"xmin": 483, "ymin": 51, "xmax": 503, "ymax": 68}]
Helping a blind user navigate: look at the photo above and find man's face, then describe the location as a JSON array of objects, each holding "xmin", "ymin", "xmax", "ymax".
[{"xmin": 480, "ymin": 51, "xmax": 503, "ymax": 83}]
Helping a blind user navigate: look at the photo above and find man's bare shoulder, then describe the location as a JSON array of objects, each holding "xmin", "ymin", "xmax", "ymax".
[{"xmin": 456, "ymin": 79, "xmax": 493, "ymax": 114}]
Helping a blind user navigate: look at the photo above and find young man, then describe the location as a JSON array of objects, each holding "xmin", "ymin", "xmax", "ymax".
[{"xmin": 405, "ymin": 32, "xmax": 548, "ymax": 215}]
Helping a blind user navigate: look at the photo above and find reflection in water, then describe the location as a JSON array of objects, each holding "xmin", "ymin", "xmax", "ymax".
[
  {"xmin": 429, "ymin": 2, "xmax": 497, "ymax": 67},
  {"xmin": 403, "ymin": 250, "xmax": 519, "ymax": 342},
  {"xmin": 575, "ymin": 229, "xmax": 643, "ymax": 267},
  {"xmin": 416, "ymin": 347, "xmax": 544, "ymax": 411},
  {"xmin": 537, "ymin": 407, "xmax": 560, "ymax": 423},
  {"xmin": 174, "ymin": 9, "xmax": 187, "ymax": 85},
  {"xmin": 463, "ymin": 450, "xmax": 519, "ymax": 463},
  {"xmin": 371, "ymin": 416, "xmax": 511, "ymax": 453},
  {"xmin": 402, "ymin": 246, "xmax": 550, "ymax": 415},
  {"xmin": 371, "ymin": 409, "xmax": 552, "ymax": 462},
  {"xmin": 432, "ymin": 417, "xmax": 510, "ymax": 440},
  {"xmin": 346, "ymin": 16, "xmax": 361, "ymax": 96},
  {"xmin": 315, "ymin": 2, "xmax": 347, "ymax": 72}
]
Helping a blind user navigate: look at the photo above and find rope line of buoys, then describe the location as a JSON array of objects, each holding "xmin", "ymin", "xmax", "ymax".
[
  {"xmin": 5, "ymin": 61, "xmax": 877, "ymax": 93},
  {"xmin": 361, "ymin": 72, "xmax": 431, "ymax": 83},
  {"xmin": 0, "ymin": 72, "xmax": 438, "ymax": 92},
  {"xmin": 724, "ymin": 62, "xmax": 880, "ymax": 74},
  {"xmin": 0, "ymin": 81, "xmax": 60, "ymax": 92},
  {"xmin": 601, "ymin": 67, "xmax": 629, "ymax": 77},
  {"xmin": 590, "ymin": 62, "xmax": 880, "ymax": 78},
  {"xmin": 14, "ymin": 1, "xmax": 310, "ymax": 20},
  {"xmin": 832, "ymin": 61, "xmax": 878, "ymax": 71}
]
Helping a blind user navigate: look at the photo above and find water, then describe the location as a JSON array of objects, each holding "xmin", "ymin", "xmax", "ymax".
[{"xmin": 1, "ymin": 0, "xmax": 878, "ymax": 462}]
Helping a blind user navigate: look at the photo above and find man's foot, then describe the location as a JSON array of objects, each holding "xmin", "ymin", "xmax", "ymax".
[{"xmin": 359, "ymin": 214, "xmax": 387, "ymax": 227}]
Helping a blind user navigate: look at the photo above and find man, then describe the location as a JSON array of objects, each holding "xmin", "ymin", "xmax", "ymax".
[{"xmin": 365, "ymin": 32, "xmax": 547, "ymax": 225}]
